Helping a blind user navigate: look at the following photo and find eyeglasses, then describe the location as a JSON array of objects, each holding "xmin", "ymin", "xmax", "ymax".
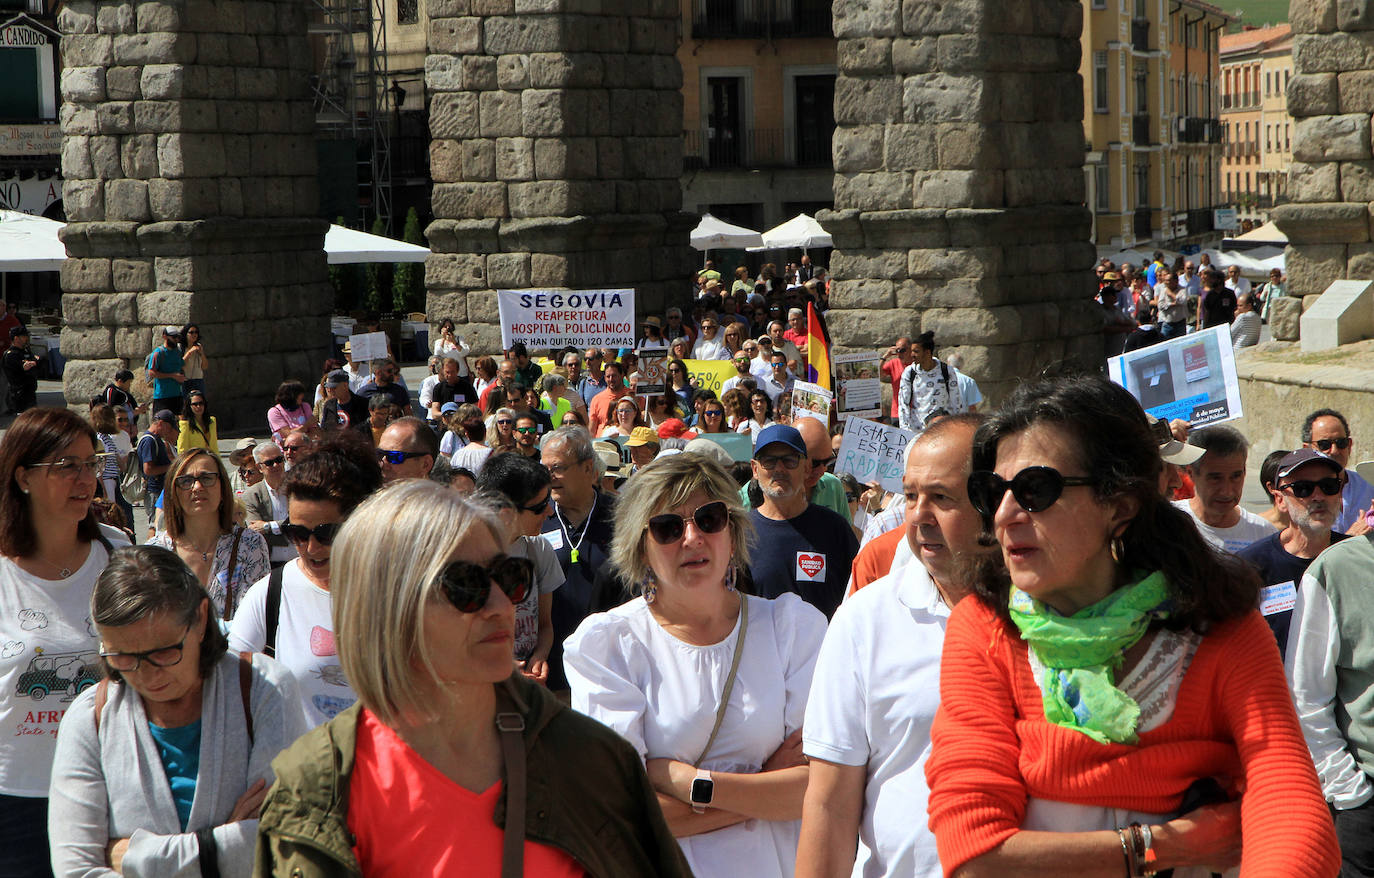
[
  {"xmin": 646, "ymin": 500, "xmax": 730, "ymax": 544},
  {"xmin": 377, "ymin": 448, "xmax": 429, "ymax": 465},
  {"xmin": 27, "ymin": 455, "xmax": 111, "ymax": 480},
  {"xmin": 190, "ymin": 400, "xmax": 205, "ymax": 407},
  {"xmin": 260, "ymin": 456, "xmax": 285, "ymax": 467},
  {"xmin": 1314, "ymin": 437, "xmax": 1353, "ymax": 452},
  {"xmin": 1279, "ymin": 477, "xmax": 1345, "ymax": 499},
  {"xmin": 811, "ymin": 455, "xmax": 835, "ymax": 471},
  {"xmin": 173, "ymin": 472, "xmax": 220, "ymax": 490},
  {"xmin": 100, "ymin": 625, "xmax": 191, "ymax": 672},
  {"xmin": 496, "ymin": 419, "xmax": 514, "ymax": 427},
  {"xmin": 283, "ymin": 444, "xmax": 309, "ymax": 454},
  {"xmin": 756, "ymin": 453, "xmax": 802, "ymax": 470},
  {"xmin": 703, "ymin": 410, "xmax": 724, "ymax": 418},
  {"xmin": 967, "ymin": 466, "xmax": 1096, "ymax": 516},
  {"xmin": 520, "ymin": 494, "xmax": 551, "ymax": 514},
  {"xmin": 516, "ymin": 426, "xmax": 539, "ymax": 434},
  {"xmin": 439, "ymin": 555, "xmax": 533, "ymax": 613},
  {"xmin": 281, "ymin": 521, "xmax": 342, "ymax": 546},
  {"xmin": 238, "ymin": 467, "xmax": 261, "ymax": 480}
]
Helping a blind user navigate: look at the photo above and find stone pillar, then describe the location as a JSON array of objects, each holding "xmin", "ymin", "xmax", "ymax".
[
  {"xmin": 423, "ymin": 0, "xmax": 695, "ymax": 351},
  {"xmin": 1272, "ymin": 0, "xmax": 1374, "ymax": 341},
  {"xmin": 819, "ymin": 0, "xmax": 1099, "ymax": 401},
  {"xmin": 57, "ymin": 0, "xmax": 330, "ymax": 425}
]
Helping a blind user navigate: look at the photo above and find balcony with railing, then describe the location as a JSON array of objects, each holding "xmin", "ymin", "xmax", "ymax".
[
  {"xmin": 1132, "ymin": 114, "xmax": 1151, "ymax": 145},
  {"xmin": 683, "ymin": 127, "xmax": 832, "ymax": 169},
  {"xmin": 1177, "ymin": 117, "xmax": 1223, "ymax": 144},
  {"xmin": 1131, "ymin": 18, "xmax": 1150, "ymax": 51},
  {"xmin": 691, "ymin": 0, "xmax": 831, "ymax": 39}
]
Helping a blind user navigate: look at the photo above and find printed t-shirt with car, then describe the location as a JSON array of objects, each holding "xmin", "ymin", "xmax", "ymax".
[
  {"xmin": 746, "ymin": 504, "xmax": 859, "ymax": 620},
  {"xmin": 0, "ymin": 526, "xmax": 130, "ymax": 797},
  {"xmin": 507, "ymin": 534, "xmax": 565, "ymax": 663},
  {"xmin": 227, "ymin": 560, "xmax": 355, "ymax": 728},
  {"xmin": 1236, "ymin": 530, "xmax": 1349, "ymax": 668}
]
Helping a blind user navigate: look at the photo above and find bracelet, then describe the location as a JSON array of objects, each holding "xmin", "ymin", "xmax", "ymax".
[
  {"xmin": 1116, "ymin": 828, "xmax": 1135, "ymax": 878},
  {"xmin": 1126, "ymin": 822, "xmax": 1158, "ymax": 878}
]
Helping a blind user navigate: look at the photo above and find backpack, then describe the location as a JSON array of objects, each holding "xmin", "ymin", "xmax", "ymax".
[
  {"xmin": 907, "ymin": 361, "xmax": 961, "ymax": 414},
  {"xmin": 263, "ymin": 565, "xmax": 284, "ymax": 658},
  {"xmin": 118, "ymin": 445, "xmax": 145, "ymax": 505}
]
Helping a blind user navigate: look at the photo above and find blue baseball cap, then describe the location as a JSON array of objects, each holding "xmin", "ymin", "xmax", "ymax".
[
  {"xmin": 752, "ymin": 424, "xmax": 807, "ymax": 459},
  {"xmin": 440, "ymin": 402, "xmax": 460, "ymax": 414}
]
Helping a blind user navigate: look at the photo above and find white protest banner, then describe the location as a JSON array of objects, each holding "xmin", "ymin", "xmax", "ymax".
[
  {"xmin": 834, "ymin": 351, "xmax": 882, "ymax": 419},
  {"xmin": 835, "ymin": 417, "xmax": 914, "ymax": 494},
  {"xmin": 498, "ymin": 289, "xmax": 635, "ymax": 350},
  {"xmin": 791, "ymin": 381, "xmax": 832, "ymax": 424},
  {"xmin": 348, "ymin": 331, "xmax": 389, "ymax": 363},
  {"xmin": 1108, "ymin": 324, "xmax": 1243, "ymax": 427},
  {"xmin": 635, "ymin": 346, "xmax": 669, "ymax": 396}
]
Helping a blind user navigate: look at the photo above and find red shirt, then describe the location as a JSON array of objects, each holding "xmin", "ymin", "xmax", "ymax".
[
  {"xmin": 881, "ymin": 358, "xmax": 908, "ymax": 418},
  {"xmin": 348, "ymin": 709, "xmax": 586, "ymax": 878},
  {"xmin": 848, "ymin": 526, "xmax": 905, "ymax": 595}
]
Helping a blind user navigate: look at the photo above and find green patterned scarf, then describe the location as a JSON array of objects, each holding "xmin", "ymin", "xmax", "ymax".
[{"xmin": 1008, "ymin": 571, "xmax": 1172, "ymax": 745}]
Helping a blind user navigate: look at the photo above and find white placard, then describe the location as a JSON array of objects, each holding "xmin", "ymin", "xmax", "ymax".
[
  {"xmin": 348, "ymin": 331, "xmax": 389, "ymax": 363},
  {"xmin": 834, "ymin": 416, "xmax": 914, "ymax": 494},
  {"xmin": 497, "ymin": 289, "xmax": 635, "ymax": 350},
  {"xmin": 834, "ymin": 351, "xmax": 883, "ymax": 419},
  {"xmin": 1108, "ymin": 324, "xmax": 1243, "ymax": 427},
  {"xmin": 791, "ymin": 380, "xmax": 832, "ymax": 424}
]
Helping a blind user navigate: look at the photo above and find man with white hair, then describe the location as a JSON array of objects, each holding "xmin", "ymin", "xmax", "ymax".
[
  {"xmin": 244, "ymin": 440, "xmax": 296, "ymax": 568},
  {"xmin": 784, "ymin": 307, "xmax": 809, "ymax": 356},
  {"xmin": 943, "ymin": 353, "xmax": 982, "ymax": 413}
]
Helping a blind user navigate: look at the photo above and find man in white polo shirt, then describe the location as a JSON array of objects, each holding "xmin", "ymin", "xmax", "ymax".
[{"xmin": 797, "ymin": 414, "xmax": 986, "ymax": 878}]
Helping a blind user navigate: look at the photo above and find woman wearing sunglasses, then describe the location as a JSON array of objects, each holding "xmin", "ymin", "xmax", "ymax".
[
  {"xmin": 229, "ymin": 436, "xmax": 382, "ymax": 728},
  {"xmin": 564, "ymin": 454, "xmax": 825, "ymax": 878},
  {"xmin": 150, "ymin": 449, "xmax": 269, "ymax": 621},
  {"xmin": 926, "ymin": 375, "xmax": 1338, "ymax": 877},
  {"xmin": 697, "ymin": 400, "xmax": 730, "ymax": 434},
  {"xmin": 255, "ymin": 480, "xmax": 690, "ymax": 877},
  {"xmin": 487, "ymin": 406, "xmax": 519, "ymax": 453},
  {"xmin": 49, "ymin": 546, "xmax": 307, "ymax": 878},
  {"xmin": 177, "ymin": 389, "xmax": 220, "ymax": 456}
]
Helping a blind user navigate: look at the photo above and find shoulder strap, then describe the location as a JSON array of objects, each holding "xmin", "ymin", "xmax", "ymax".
[
  {"xmin": 694, "ymin": 595, "xmax": 748, "ymax": 767},
  {"xmin": 93, "ymin": 678, "xmax": 110, "ymax": 737},
  {"xmin": 264, "ymin": 564, "xmax": 284, "ymax": 658},
  {"xmin": 238, "ymin": 652, "xmax": 254, "ymax": 745},
  {"xmin": 940, "ymin": 361, "xmax": 953, "ymax": 393},
  {"xmin": 222, "ymin": 527, "xmax": 244, "ymax": 621},
  {"xmin": 496, "ymin": 710, "xmax": 526, "ymax": 878}
]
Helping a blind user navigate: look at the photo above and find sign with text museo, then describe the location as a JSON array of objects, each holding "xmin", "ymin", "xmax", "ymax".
[
  {"xmin": 498, "ymin": 289, "xmax": 635, "ymax": 350},
  {"xmin": 835, "ymin": 416, "xmax": 915, "ymax": 494}
]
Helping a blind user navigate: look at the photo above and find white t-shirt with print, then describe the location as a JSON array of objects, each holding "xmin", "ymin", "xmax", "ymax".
[
  {"xmin": 508, "ymin": 535, "xmax": 564, "ymax": 661},
  {"xmin": 0, "ymin": 526, "xmax": 129, "ymax": 797},
  {"xmin": 1171, "ymin": 499, "xmax": 1276, "ymax": 553},
  {"xmin": 228, "ymin": 560, "xmax": 355, "ymax": 728}
]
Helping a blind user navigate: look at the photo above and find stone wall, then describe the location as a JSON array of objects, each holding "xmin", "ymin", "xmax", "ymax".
[
  {"xmin": 819, "ymin": 0, "xmax": 1103, "ymax": 401},
  {"xmin": 57, "ymin": 0, "xmax": 330, "ymax": 426},
  {"xmin": 1273, "ymin": 0, "xmax": 1374, "ymax": 340},
  {"xmin": 423, "ymin": 0, "xmax": 696, "ymax": 350}
]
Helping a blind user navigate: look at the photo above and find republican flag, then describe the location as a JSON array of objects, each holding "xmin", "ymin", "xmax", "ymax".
[{"xmin": 805, "ymin": 301, "xmax": 831, "ymax": 391}]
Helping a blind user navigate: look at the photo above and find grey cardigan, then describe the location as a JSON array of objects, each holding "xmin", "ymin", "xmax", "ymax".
[{"xmin": 48, "ymin": 652, "xmax": 309, "ymax": 878}]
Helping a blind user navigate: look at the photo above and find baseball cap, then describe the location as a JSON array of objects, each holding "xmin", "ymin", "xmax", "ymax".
[
  {"xmin": 325, "ymin": 370, "xmax": 349, "ymax": 387},
  {"xmin": 9, "ymin": 326, "xmax": 27, "ymax": 339},
  {"xmin": 753, "ymin": 424, "xmax": 807, "ymax": 459},
  {"xmin": 440, "ymin": 402, "xmax": 461, "ymax": 414},
  {"xmin": 1145, "ymin": 414, "xmax": 1204, "ymax": 466},
  {"xmin": 657, "ymin": 418, "xmax": 697, "ymax": 440},
  {"xmin": 1277, "ymin": 448, "xmax": 1343, "ymax": 480},
  {"xmin": 163, "ymin": 325, "xmax": 181, "ymax": 336},
  {"xmin": 152, "ymin": 409, "xmax": 177, "ymax": 425},
  {"xmin": 625, "ymin": 426, "xmax": 660, "ymax": 448}
]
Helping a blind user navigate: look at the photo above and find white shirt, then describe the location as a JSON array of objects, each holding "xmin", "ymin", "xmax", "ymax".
[
  {"xmin": 228, "ymin": 560, "xmax": 356, "ymax": 729},
  {"xmin": 721, "ymin": 374, "xmax": 753, "ymax": 396},
  {"xmin": 761, "ymin": 373, "xmax": 794, "ymax": 405},
  {"xmin": 804, "ymin": 562, "xmax": 949, "ymax": 878},
  {"xmin": 265, "ymin": 482, "xmax": 295, "ymax": 564},
  {"xmin": 897, "ymin": 360, "xmax": 963, "ymax": 432},
  {"xmin": 508, "ymin": 536, "xmax": 564, "ymax": 661},
  {"xmin": 1170, "ymin": 499, "xmax": 1275, "ymax": 553},
  {"xmin": 433, "ymin": 337, "xmax": 471, "ymax": 375},
  {"xmin": 418, "ymin": 374, "xmax": 441, "ymax": 412},
  {"xmin": 750, "ymin": 356, "xmax": 774, "ymax": 382},
  {"xmin": 450, "ymin": 442, "xmax": 494, "ymax": 475},
  {"xmin": 1226, "ymin": 276, "xmax": 1253, "ymax": 297},
  {"xmin": 0, "ymin": 526, "xmax": 129, "ymax": 796},
  {"xmin": 565, "ymin": 593, "xmax": 827, "ymax": 878},
  {"xmin": 692, "ymin": 335, "xmax": 731, "ymax": 361}
]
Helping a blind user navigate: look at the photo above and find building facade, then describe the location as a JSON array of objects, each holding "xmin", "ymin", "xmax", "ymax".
[
  {"xmin": 1220, "ymin": 24, "xmax": 1291, "ymax": 225},
  {"xmin": 1081, "ymin": 0, "xmax": 1230, "ymax": 249}
]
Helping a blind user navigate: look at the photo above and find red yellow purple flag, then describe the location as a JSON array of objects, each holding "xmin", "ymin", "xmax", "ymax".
[{"xmin": 805, "ymin": 301, "xmax": 831, "ymax": 391}]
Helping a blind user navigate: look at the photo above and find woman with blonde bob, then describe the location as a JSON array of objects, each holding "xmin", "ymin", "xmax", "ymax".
[
  {"xmin": 564, "ymin": 454, "xmax": 826, "ymax": 878},
  {"xmin": 255, "ymin": 480, "xmax": 690, "ymax": 877}
]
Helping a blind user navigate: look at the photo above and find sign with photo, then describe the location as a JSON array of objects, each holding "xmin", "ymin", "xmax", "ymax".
[
  {"xmin": 1108, "ymin": 324, "xmax": 1243, "ymax": 427},
  {"xmin": 497, "ymin": 289, "xmax": 635, "ymax": 350},
  {"xmin": 834, "ymin": 351, "xmax": 883, "ymax": 419},
  {"xmin": 791, "ymin": 381, "xmax": 832, "ymax": 424},
  {"xmin": 834, "ymin": 417, "xmax": 915, "ymax": 494},
  {"xmin": 635, "ymin": 346, "xmax": 669, "ymax": 396},
  {"xmin": 347, "ymin": 331, "xmax": 389, "ymax": 363}
]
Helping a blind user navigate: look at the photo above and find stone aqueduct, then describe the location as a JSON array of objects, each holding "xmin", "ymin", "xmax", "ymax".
[{"xmin": 52, "ymin": 0, "xmax": 1366, "ymax": 416}]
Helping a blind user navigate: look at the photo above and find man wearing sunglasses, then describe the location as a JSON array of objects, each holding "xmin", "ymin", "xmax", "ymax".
[
  {"xmin": 1301, "ymin": 408, "xmax": 1374, "ymax": 534},
  {"xmin": 746, "ymin": 424, "xmax": 858, "ymax": 619},
  {"xmin": 1237, "ymin": 449, "xmax": 1349, "ymax": 668},
  {"xmin": 244, "ymin": 440, "xmax": 296, "ymax": 569},
  {"xmin": 1173, "ymin": 425, "xmax": 1276, "ymax": 553},
  {"xmin": 376, "ymin": 417, "xmax": 438, "ymax": 484},
  {"xmin": 512, "ymin": 414, "xmax": 541, "ymax": 459}
]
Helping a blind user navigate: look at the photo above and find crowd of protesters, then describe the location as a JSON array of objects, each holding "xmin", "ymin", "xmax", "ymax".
[{"xmin": 1, "ymin": 252, "xmax": 1369, "ymax": 878}]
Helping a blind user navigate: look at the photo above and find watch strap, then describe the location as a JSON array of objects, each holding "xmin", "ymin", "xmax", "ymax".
[{"xmin": 691, "ymin": 768, "xmax": 712, "ymax": 814}]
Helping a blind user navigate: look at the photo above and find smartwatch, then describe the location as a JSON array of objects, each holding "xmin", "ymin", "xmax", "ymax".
[{"xmin": 690, "ymin": 768, "xmax": 714, "ymax": 814}]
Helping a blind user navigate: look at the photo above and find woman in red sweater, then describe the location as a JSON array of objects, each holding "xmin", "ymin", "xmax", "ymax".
[{"xmin": 925, "ymin": 375, "xmax": 1338, "ymax": 878}]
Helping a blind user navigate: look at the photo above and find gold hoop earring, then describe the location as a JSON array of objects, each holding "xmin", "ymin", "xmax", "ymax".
[{"xmin": 1110, "ymin": 536, "xmax": 1125, "ymax": 564}]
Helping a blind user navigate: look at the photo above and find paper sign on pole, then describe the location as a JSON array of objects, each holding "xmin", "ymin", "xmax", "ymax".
[
  {"xmin": 791, "ymin": 381, "xmax": 832, "ymax": 424},
  {"xmin": 347, "ymin": 331, "xmax": 389, "ymax": 363},
  {"xmin": 834, "ymin": 417, "xmax": 914, "ymax": 494},
  {"xmin": 497, "ymin": 289, "xmax": 635, "ymax": 350},
  {"xmin": 635, "ymin": 346, "xmax": 669, "ymax": 396},
  {"xmin": 834, "ymin": 351, "xmax": 882, "ymax": 419},
  {"xmin": 1108, "ymin": 324, "xmax": 1243, "ymax": 426}
]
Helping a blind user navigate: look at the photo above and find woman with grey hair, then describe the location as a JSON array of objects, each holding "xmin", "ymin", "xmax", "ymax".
[
  {"xmin": 539, "ymin": 371, "xmax": 583, "ymax": 427},
  {"xmin": 48, "ymin": 546, "xmax": 307, "ymax": 878},
  {"xmin": 564, "ymin": 454, "xmax": 826, "ymax": 878},
  {"xmin": 254, "ymin": 480, "xmax": 690, "ymax": 877}
]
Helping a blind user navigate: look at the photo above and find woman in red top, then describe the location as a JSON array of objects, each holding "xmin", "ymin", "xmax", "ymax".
[{"xmin": 926, "ymin": 374, "xmax": 1338, "ymax": 878}]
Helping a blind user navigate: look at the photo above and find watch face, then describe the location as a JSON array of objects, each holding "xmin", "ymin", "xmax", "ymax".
[{"xmin": 690, "ymin": 777, "xmax": 714, "ymax": 805}]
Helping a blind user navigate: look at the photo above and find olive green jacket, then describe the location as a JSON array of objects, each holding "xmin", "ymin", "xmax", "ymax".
[{"xmin": 252, "ymin": 674, "xmax": 693, "ymax": 878}]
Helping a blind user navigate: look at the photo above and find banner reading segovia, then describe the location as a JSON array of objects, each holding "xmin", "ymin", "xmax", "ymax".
[{"xmin": 498, "ymin": 289, "xmax": 636, "ymax": 350}]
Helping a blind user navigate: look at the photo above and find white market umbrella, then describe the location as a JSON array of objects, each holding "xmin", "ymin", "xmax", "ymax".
[
  {"xmin": 759, "ymin": 213, "xmax": 832, "ymax": 250},
  {"xmin": 0, "ymin": 210, "xmax": 67, "ymax": 272},
  {"xmin": 323, "ymin": 224, "xmax": 429, "ymax": 264},
  {"xmin": 690, "ymin": 213, "xmax": 764, "ymax": 251}
]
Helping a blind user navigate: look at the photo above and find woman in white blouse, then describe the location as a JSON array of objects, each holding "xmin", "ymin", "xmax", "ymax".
[
  {"xmin": 431, "ymin": 318, "xmax": 471, "ymax": 376},
  {"xmin": 564, "ymin": 453, "xmax": 826, "ymax": 878}
]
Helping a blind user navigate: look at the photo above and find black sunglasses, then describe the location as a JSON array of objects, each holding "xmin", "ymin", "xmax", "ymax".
[
  {"xmin": 520, "ymin": 494, "xmax": 551, "ymax": 515},
  {"xmin": 967, "ymin": 466, "xmax": 1096, "ymax": 516},
  {"xmin": 646, "ymin": 500, "xmax": 730, "ymax": 544},
  {"xmin": 1314, "ymin": 437, "xmax": 1353, "ymax": 452},
  {"xmin": 281, "ymin": 521, "xmax": 343, "ymax": 546},
  {"xmin": 376, "ymin": 449, "xmax": 429, "ymax": 465},
  {"xmin": 1279, "ymin": 477, "xmax": 1345, "ymax": 499},
  {"xmin": 439, "ymin": 555, "xmax": 533, "ymax": 613}
]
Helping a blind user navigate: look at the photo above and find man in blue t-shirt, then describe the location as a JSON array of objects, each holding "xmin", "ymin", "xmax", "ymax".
[
  {"xmin": 136, "ymin": 410, "xmax": 178, "ymax": 538},
  {"xmin": 745, "ymin": 424, "xmax": 858, "ymax": 619},
  {"xmin": 1237, "ymin": 448, "xmax": 1349, "ymax": 667},
  {"xmin": 145, "ymin": 325, "xmax": 186, "ymax": 415}
]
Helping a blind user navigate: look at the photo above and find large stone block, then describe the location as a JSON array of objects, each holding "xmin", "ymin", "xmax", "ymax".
[
  {"xmin": 430, "ymin": 93, "xmax": 480, "ymax": 139},
  {"xmin": 833, "ymin": 0, "xmax": 900, "ymax": 38},
  {"xmin": 838, "ymin": 38, "xmax": 892, "ymax": 75},
  {"xmin": 921, "ymin": 305, "xmax": 1025, "ymax": 345},
  {"xmin": 902, "ymin": 73, "xmax": 989, "ymax": 123},
  {"xmin": 833, "ymin": 126, "xmax": 883, "ymax": 173},
  {"xmin": 61, "ymin": 67, "xmax": 107, "ymax": 102},
  {"xmin": 1290, "ymin": 160, "xmax": 1341, "ymax": 201},
  {"xmin": 834, "ymin": 171, "xmax": 914, "ymax": 211},
  {"xmin": 829, "ymin": 278, "xmax": 895, "ymax": 309},
  {"xmin": 432, "ymin": 183, "xmax": 508, "ymax": 219},
  {"xmin": 483, "ymin": 15, "xmax": 564, "ymax": 54},
  {"xmin": 486, "ymin": 252, "xmax": 531, "ymax": 287},
  {"xmin": 112, "ymin": 32, "xmax": 197, "ymax": 66},
  {"xmin": 479, "ymin": 91, "xmax": 523, "ymax": 137},
  {"xmin": 98, "ymin": 292, "xmax": 139, "ymax": 325},
  {"xmin": 823, "ymin": 309, "xmax": 918, "ymax": 348},
  {"xmin": 60, "ymin": 35, "xmax": 113, "ymax": 68},
  {"xmin": 104, "ymin": 67, "xmax": 141, "ymax": 102},
  {"xmin": 913, "ymin": 169, "xmax": 1003, "ymax": 208},
  {"xmin": 1287, "ymin": 243, "xmax": 1347, "ymax": 296},
  {"xmin": 1291, "ymin": 113, "xmax": 1372, "ymax": 161},
  {"xmin": 428, "ymin": 17, "xmax": 483, "ymax": 54},
  {"xmin": 104, "ymin": 179, "xmax": 151, "ymax": 221},
  {"xmin": 63, "ymin": 359, "xmax": 124, "ymax": 406},
  {"xmin": 830, "ymin": 247, "xmax": 908, "ymax": 281},
  {"xmin": 1340, "ymin": 160, "xmax": 1374, "ymax": 200},
  {"xmin": 1293, "ymin": 0, "xmax": 1337, "ymax": 33},
  {"xmin": 60, "ymin": 326, "xmax": 115, "ymax": 359},
  {"xmin": 1340, "ymin": 0, "xmax": 1374, "ymax": 30},
  {"xmin": 496, "ymin": 137, "xmax": 535, "ymax": 180},
  {"xmin": 1293, "ymin": 32, "xmax": 1374, "ymax": 74},
  {"xmin": 1273, "ymin": 202, "xmax": 1370, "ymax": 244}
]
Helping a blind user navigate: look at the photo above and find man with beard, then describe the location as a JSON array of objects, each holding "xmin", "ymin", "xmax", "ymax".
[{"xmin": 1237, "ymin": 449, "xmax": 1349, "ymax": 667}]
